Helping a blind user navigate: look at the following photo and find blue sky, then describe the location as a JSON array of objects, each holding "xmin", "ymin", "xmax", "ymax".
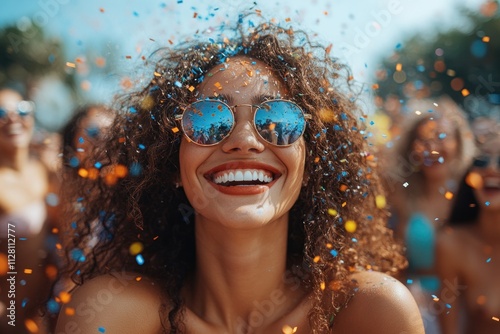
[{"xmin": 1, "ymin": 0, "xmax": 484, "ymax": 129}]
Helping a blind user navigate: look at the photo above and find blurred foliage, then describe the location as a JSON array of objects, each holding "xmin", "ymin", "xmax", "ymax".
[
  {"xmin": 0, "ymin": 20, "xmax": 76, "ymax": 95},
  {"xmin": 374, "ymin": 0, "xmax": 500, "ymax": 121}
]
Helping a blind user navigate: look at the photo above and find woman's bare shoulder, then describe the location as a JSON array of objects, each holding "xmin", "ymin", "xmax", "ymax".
[
  {"xmin": 56, "ymin": 272, "xmax": 164, "ymax": 334},
  {"xmin": 332, "ymin": 271, "xmax": 424, "ymax": 334}
]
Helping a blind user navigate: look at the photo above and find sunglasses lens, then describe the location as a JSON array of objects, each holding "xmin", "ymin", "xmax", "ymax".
[
  {"xmin": 182, "ymin": 101, "xmax": 234, "ymax": 145},
  {"xmin": 255, "ymin": 101, "xmax": 306, "ymax": 145},
  {"xmin": 473, "ymin": 157, "xmax": 489, "ymax": 168}
]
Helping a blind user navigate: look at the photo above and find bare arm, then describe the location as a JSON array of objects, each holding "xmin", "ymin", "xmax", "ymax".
[
  {"xmin": 55, "ymin": 273, "xmax": 163, "ymax": 334},
  {"xmin": 333, "ymin": 271, "xmax": 425, "ymax": 334}
]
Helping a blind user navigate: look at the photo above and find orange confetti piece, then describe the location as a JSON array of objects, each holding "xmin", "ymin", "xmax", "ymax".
[
  {"xmin": 135, "ymin": 276, "xmax": 142, "ymax": 282},
  {"xmin": 24, "ymin": 268, "xmax": 33, "ymax": 274},
  {"xmin": 45, "ymin": 265, "xmax": 57, "ymax": 280},
  {"xmin": 99, "ymin": 8, "xmax": 105, "ymax": 13},
  {"xmin": 171, "ymin": 127, "xmax": 180, "ymax": 133},
  {"xmin": 25, "ymin": 318, "xmax": 38, "ymax": 333},
  {"xmin": 282, "ymin": 325, "xmax": 298, "ymax": 334},
  {"xmin": 154, "ymin": 72, "xmax": 162, "ymax": 77},
  {"xmin": 188, "ymin": 86, "xmax": 195, "ymax": 92},
  {"xmin": 477, "ymin": 295, "xmax": 487, "ymax": 305},
  {"xmin": 65, "ymin": 307, "xmax": 75, "ymax": 316},
  {"xmin": 466, "ymin": 172, "xmax": 483, "ymax": 189},
  {"xmin": 325, "ymin": 44, "xmax": 332, "ymax": 54},
  {"xmin": 396, "ymin": 63, "xmax": 403, "ymax": 71},
  {"xmin": 313, "ymin": 256, "xmax": 321, "ymax": 263},
  {"xmin": 55, "ymin": 243, "xmax": 62, "ymax": 250},
  {"xmin": 445, "ymin": 191, "xmax": 454, "ymax": 200},
  {"xmin": 461, "ymin": 88, "xmax": 470, "ymax": 97},
  {"xmin": 118, "ymin": 137, "xmax": 126, "ymax": 143},
  {"xmin": 493, "ymin": 316, "xmax": 499, "ymax": 321},
  {"xmin": 326, "ymin": 243, "xmax": 333, "ymax": 249},
  {"xmin": 214, "ymin": 82, "xmax": 222, "ymax": 90},
  {"xmin": 114, "ymin": 165, "xmax": 128, "ymax": 178},
  {"xmin": 168, "ymin": 40, "xmax": 173, "ymax": 45},
  {"xmin": 320, "ymin": 282, "xmax": 326, "ymax": 290},
  {"xmin": 125, "ymin": 55, "xmax": 132, "ymax": 59},
  {"xmin": 314, "ymin": 157, "xmax": 320, "ymax": 163},
  {"xmin": 372, "ymin": 83, "xmax": 379, "ymax": 90},
  {"xmin": 193, "ymin": 12, "xmax": 198, "ymax": 18},
  {"xmin": 328, "ymin": 280, "xmax": 343, "ymax": 291},
  {"xmin": 52, "ymin": 227, "xmax": 59, "ymax": 234},
  {"xmin": 482, "ymin": 36, "xmax": 490, "ymax": 42},
  {"xmin": 59, "ymin": 291, "xmax": 71, "ymax": 304},
  {"xmin": 341, "ymin": 202, "xmax": 347, "ymax": 207},
  {"xmin": 339, "ymin": 184, "xmax": 348, "ymax": 192}
]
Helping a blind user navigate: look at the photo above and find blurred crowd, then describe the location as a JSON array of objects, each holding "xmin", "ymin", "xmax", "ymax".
[{"xmin": 0, "ymin": 81, "xmax": 499, "ymax": 333}]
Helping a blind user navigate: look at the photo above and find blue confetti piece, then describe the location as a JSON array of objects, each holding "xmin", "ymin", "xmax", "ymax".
[
  {"xmin": 445, "ymin": 303, "xmax": 451, "ymax": 309},
  {"xmin": 486, "ymin": 257, "xmax": 491, "ymax": 263},
  {"xmin": 19, "ymin": 237, "xmax": 27, "ymax": 241},
  {"xmin": 133, "ymin": 11, "xmax": 139, "ymax": 17},
  {"xmin": 46, "ymin": 193, "xmax": 59, "ymax": 206},
  {"xmin": 47, "ymin": 299, "xmax": 60, "ymax": 313},
  {"xmin": 71, "ymin": 248, "xmax": 86, "ymax": 262},
  {"xmin": 129, "ymin": 106, "xmax": 137, "ymax": 114},
  {"xmin": 351, "ymin": 238, "xmax": 357, "ymax": 243},
  {"xmin": 330, "ymin": 249, "xmax": 338, "ymax": 257},
  {"xmin": 485, "ymin": 201, "xmax": 490, "ymax": 206},
  {"xmin": 129, "ymin": 162, "xmax": 143, "ymax": 177},
  {"xmin": 71, "ymin": 221, "xmax": 77, "ymax": 229},
  {"xmin": 407, "ymin": 279, "xmax": 413, "ymax": 284},
  {"xmin": 136, "ymin": 254, "xmax": 145, "ymax": 265},
  {"xmin": 174, "ymin": 81, "xmax": 182, "ymax": 88},
  {"xmin": 439, "ymin": 133, "xmax": 447, "ymax": 139},
  {"xmin": 20, "ymin": 280, "xmax": 26, "ymax": 286},
  {"xmin": 369, "ymin": 121, "xmax": 375, "ymax": 126},
  {"xmin": 138, "ymin": 144, "xmax": 146, "ymax": 150},
  {"xmin": 22, "ymin": 298, "xmax": 29, "ymax": 308},
  {"xmin": 98, "ymin": 327, "xmax": 106, "ymax": 333},
  {"xmin": 94, "ymin": 161, "xmax": 102, "ymax": 169},
  {"xmin": 69, "ymin": 156, "xmax": 80, "ymax": 168},
  {"xmin": 78, "ymin": 137, "xmax": 84, "ymax": 144}
]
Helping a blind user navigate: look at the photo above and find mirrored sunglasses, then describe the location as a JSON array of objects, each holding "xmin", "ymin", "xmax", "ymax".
[
  {"xmin": 0, "ymin": 100, "xmax": 35, "ymax": 124},
  {"xmin": 175, "ymin": 99, "xmax": 311, "ymax": 146},
  {"xmin": 473, "ymin": 155, "xmax": 500, "ymax": 169}
]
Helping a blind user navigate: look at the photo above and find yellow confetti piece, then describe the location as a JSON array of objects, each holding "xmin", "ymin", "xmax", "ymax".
[
  {"xmin": 129, "ymin": 242, "xmax": 144, "ymax": 256},
  {"xmin": 327, "ymin": 208, "xmax": 337, "ymax": 216},
  {"xmin": 154, "ymin": 71, "xmax": 162, "ymax": 77},
  {"xmin": 24, "ymin": 268, "xmax": 33, "ymax": 274},
  {"xmin": 172, "ymin": 126, "xmax": 180, "ymax": 133},
  {"xmin": 188, "ymin": 86, "xmax": 195, "ymax": 92},
  {"xmin": 396, "ymin": 63, "xmax": 403, "ymax": 71},
  {"xmin": 461, "ymin": 88, "xmax": 470, "ymax": 97},
  {"xmin": 78, "ymin": 168, "xmax": 89, "ymax": 178},
  {"xmin": 59, "ymin": 291, "xmax": 71, "ymax": 304},
  {"xmin": 375, "ymin": 195, "xmax": 386, "ymax": 209},
  {"xmin": 482, "ymin": 36, "xmax": 490, "ymax": 42},
  {"xmin": 282, "ymin": 325, "xmax": 298, "ymax": 334},
  {"xmin": 66, "ymin": 62, "xmax": 76, "ymax": 68},
  {"xmin": 313, "ymin": 255, "xmax": 321, "ymax": 263},
  {"xmin": 25, "ymin": 318, "xmax": 39, "ymax": 333},
  {"xmin": 326, "ymin": 243, "xmax": 333, "ymax": 249},
  {"xmin": 320, "ymin": 282, "xmax": 325, "ymax": 290},
  {"xmin": 445, "ymin": 191, "xmax": 454, "ymax": 200},
  {"xmin": 341, "ymin": 202, "xmax": 347, "ymax": 207},
  {"xmin": 344, "ymin": 220, "xmax": 357, "ymax": 233},
  {"xmin": 65, "ymin": 307, "xmax": 75, "ymax": 316},
  {"xmin": 214, "ymin": 82, "xmax": 222, "ymax": 90}
]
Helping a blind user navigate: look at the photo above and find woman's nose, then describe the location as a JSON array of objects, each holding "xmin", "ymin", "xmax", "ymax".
[{"xmin": 221, "ymin": 106, "xmax": 265, "ymax": 154}]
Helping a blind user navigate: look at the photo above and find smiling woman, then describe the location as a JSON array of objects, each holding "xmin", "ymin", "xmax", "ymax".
[{"xmin": 53, "ymin": 16, "xmax": 423, "ymax": 334}]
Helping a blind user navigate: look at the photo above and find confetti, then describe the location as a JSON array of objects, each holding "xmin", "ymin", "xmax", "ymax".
[
  {"xmin": 129, "ymin": 242, "xmax": 144, "ymax": 255},
  {"xmin": 486, "ymin": 258, "xmax": 492, "ymax": 263},
  {"xmin": 327, "ymin": 208, "xmax": 338, "ymax": 216},
  {"xmin": 461, "ymin": 88, "xmax": 470, "ymax": 97},
  {"xmin": 320, "ymin": 282, "xmax": 325, "ymax": 290},
  {"xmin": 24, "ymin": 268, "xmax": 33, "ymax": 274},
  {"xmin": 375, "ymin": 195, "xmax": 386, "ymax": 209},
  {"xmin": 135, "ymin": 254, "xmax": 145, "ymax": 265},
  {"xmin": 313, "ymin": 256, "xmax": 321, "ymax": 263},
  {"xmin": 66, "ymin": 62, "xmax": 76, "ymax": 68},
  {"xmin": 493, "ymin": 317, "xmax": 499, "ymax": 322},
  {"xmin": 282, "ymin": 325, "xmax": 298, "ymax": 334},
  {"xmin": 445, "ymin": 191, "xmax": 453, "ymax": 200},
  {"xmin": 171, "ymin": 127, "xmax": 180, "ymax": 133},
  {"xmin": 25, "ymin": 319, "xmax": 38, "ymax": 333},
  {"xmin": 482, "ymin": 36, "xmax": 490, "ymax": 43},
  {"xmin": 344, "ymin": 220, "xmax": 357, "ymax": 233},
  {"xmin": 98, "ymin": 327, "xmax": 106, "ymax": 333},
  {"xmin": 59, "ymin": 291, "xmax": 71, "ymax": 304},
  {"xmin": 65, "ymin": 307, "xmax": 75, "ymax": 316}
]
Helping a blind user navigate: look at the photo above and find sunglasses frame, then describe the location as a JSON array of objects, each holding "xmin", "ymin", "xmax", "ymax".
[{"xmin": 175, "ymin": 99, "xmax": 312, "ymax": 147}]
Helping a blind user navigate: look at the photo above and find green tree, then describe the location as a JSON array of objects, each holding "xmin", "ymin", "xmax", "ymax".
[{"xmin": 374, "ymin": 1, "xmax": 500, "ymax": 120}]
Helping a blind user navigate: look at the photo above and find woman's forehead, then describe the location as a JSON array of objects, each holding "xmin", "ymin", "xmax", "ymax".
[{"xmin": 196, "ymin": 56, "xmax": 286, "ymax": 98}]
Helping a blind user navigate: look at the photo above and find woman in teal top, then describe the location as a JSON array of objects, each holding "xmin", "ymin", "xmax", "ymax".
[{"xmin": 384, "ymin": 96, "xmax": 475, "ymax": 334}]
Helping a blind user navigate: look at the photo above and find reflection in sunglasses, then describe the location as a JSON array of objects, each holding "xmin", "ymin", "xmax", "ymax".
[{"xmin": 473, "ymin": 155, "xmax": 500, "ymax": 169}]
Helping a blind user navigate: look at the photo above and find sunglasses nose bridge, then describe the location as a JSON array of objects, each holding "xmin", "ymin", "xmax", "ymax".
[{"xmin": 221, "ymin": 109, "xmax": 265, "ymax": 153}]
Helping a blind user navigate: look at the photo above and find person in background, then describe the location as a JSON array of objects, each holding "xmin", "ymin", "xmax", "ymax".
[
  {"xmin": 54, "ymin": 17, "xmax": 424, "ymax": 333},
  {"xmin": 436, "ymin": 117, "xmax": 500, "ymax": 334},
  {"xmin": 383, "ymin": 96, "xmax": 475, "ymax": 334},
  {"xmin": 0, "ymin": 86, "xmax": 60, "ymax": 333}
]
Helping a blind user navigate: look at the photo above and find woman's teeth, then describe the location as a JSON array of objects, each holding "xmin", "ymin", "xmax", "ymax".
[{"xmin": 212, "ymin": 169, "xmax": 273, "ymax": 185}]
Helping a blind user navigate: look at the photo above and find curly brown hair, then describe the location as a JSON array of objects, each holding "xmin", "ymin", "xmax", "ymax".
[{"xmin": 57, "ymin": 17, "xmax": 406, "ymax": 333}]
